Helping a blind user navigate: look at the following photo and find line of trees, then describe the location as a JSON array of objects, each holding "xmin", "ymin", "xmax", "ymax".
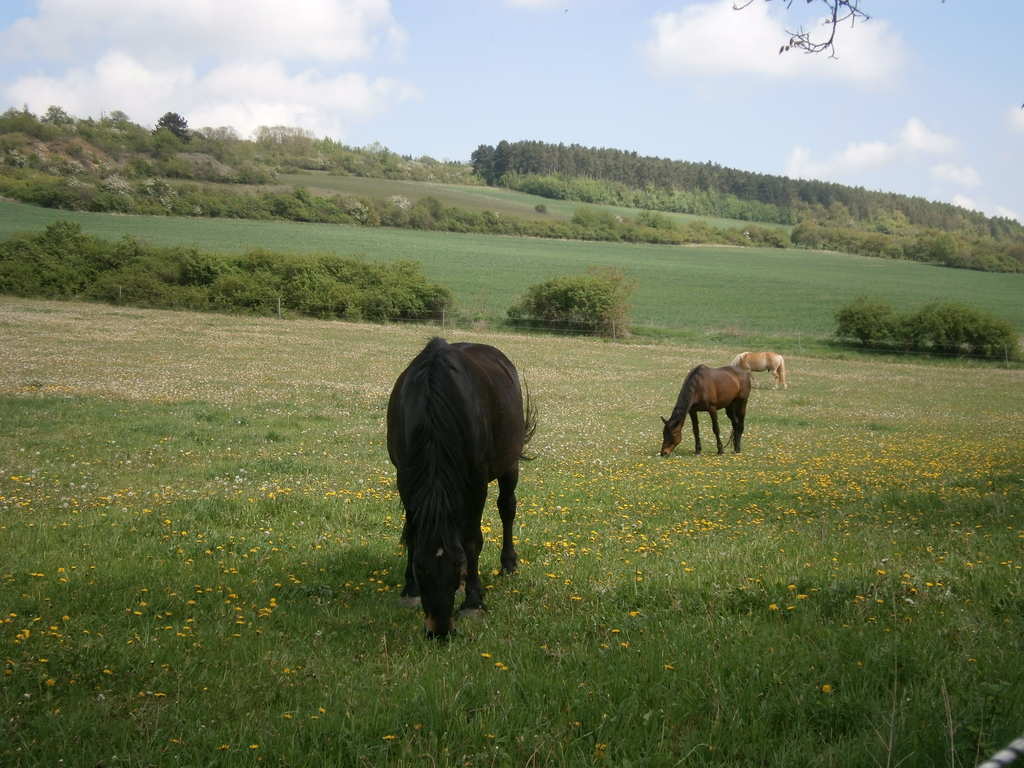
[{"xmin": 470, "ymin": 139, "xmax": 1024, "ymax": 240}]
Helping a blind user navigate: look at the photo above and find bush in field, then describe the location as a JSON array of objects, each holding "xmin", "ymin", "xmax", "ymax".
[
  {"xmin": 834, "ymin": 296, "xmax": 899, "ymax": 346},
  {"xmin": 0, "ymin": 222, "xmax": 452, "ymax": 323},
  {"xmin": 899, "ymin": 302, "xmax": 1019, "ymax": 358},
  {"xmin": 834, "ymin": 296, "xmax": 1019, "ymax": 359},
  {"xmin": 507, "ymin": 267, "xmax": 634, "ymax": 337}
]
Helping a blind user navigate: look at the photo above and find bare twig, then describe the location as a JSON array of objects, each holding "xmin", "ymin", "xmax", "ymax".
[{"xmin": 733, "ymin": 0, "xmax": 871, "ymax": 59}]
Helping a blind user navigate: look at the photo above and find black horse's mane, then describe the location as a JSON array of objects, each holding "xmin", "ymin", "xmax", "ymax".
[{"xmin": 396, "ymin": 338, "xmax": 479, "ymax": 552}]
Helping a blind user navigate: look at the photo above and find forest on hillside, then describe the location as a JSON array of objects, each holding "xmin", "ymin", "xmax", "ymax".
[{"xmin": 470, "ymin": 139, "xmax": 1024, "ymax": 239}]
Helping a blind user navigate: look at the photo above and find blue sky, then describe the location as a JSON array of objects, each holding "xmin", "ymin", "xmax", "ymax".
[{"xmin": 2, "ymin": 0, "xmax": 1022, "ymax": 221}]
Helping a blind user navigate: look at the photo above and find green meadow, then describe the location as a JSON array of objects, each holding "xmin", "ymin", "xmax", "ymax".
[
  {"xmin": 2, "ymin": 200, "xmax": 1022, "ymax": 345},
  {"xmin": 1, "ymin": 297, "xmax": 1022, "ymax": 767},
  {"xmin": 273, "ymin": 171, "xmax": 788, "ymax": 231}
]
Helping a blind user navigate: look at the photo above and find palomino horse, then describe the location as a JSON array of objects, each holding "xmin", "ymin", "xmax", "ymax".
[
  {"xmin": 730, "ymin": 351, "xmax": 787, "ymax": 389},
  {"xmin": 660, "ymin": 364, "xmax": 751, "ymax": 456},
  {"xmin": 387, "ymin": 338, "xmax": 534, "ymax": 639}
]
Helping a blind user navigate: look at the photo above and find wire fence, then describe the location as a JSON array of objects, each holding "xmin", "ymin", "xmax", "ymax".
[{"xmin": 102, "ymin": 291, "xmax": 1021, "ymax": 366}]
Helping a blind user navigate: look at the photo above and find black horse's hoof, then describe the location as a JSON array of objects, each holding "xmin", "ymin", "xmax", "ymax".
[{"xmin": 425, "ymin": 627, "xmax": 457, "ymax": 641}]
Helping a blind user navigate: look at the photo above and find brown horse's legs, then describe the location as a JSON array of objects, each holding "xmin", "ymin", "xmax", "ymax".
[
  {"xmin": 496, "ymin": 468, "xmax": 519, "ymax": 574},
  {"xmin": 727, "ymin": 403, "xmax": 745, "ymax": 452},
  {"xmin": 708, "ymin": 407, "xmax": 724, "ymax": 454},
  {"xmin": 690, "ymin": 408, "xmax": 702, "ymax": 454}
]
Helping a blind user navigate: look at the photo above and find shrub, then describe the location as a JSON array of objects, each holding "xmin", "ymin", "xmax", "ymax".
[
  {"xmin": 507, "ymin": 267, "xmax": 634, "ymax": 337},
  {"xmin": 834, "ymin": 296, "xmax": 898, "ymax": 346},
  {"xmin": 834, "ymin": 296, "xmax": 1019, "ymax": 359},
  {"xmin": 899, "ymin": 302, "xmax": 1019, "ymax": 358}
]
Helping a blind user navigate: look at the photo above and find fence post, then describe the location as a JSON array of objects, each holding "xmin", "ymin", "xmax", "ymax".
[{"xmin": 276, "ymin": 296, "xmax": 282, "ymax": 320}]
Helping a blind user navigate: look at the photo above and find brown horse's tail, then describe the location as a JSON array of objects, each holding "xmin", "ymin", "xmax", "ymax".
[{"xmin": 777, "ymin": 357, "xmax": 788, "ymax": 389}]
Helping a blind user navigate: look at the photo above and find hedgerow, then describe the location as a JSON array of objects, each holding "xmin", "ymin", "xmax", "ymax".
[
  {"xmin": 835, "ymin": 296, "xmax": 1019, "ymax": 359},
  {"xmin": 0, "ymin": 221, "xmax": 451, "ymax": 322},
  {"xmin": 0, "ymin": 168, "xmax": 790, "ymax": 250}
]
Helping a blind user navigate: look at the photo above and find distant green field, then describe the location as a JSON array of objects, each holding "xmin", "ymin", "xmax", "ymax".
[
  {"xmin": 275, "ymin": 171, "xmax": 790, "ymax": 232},
  {"xmin": 2, "ymin": 200, "xmax": 1022, "ymax": 342}
]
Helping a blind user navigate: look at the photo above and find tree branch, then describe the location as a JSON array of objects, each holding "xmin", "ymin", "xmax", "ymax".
[{"xmin": 733, "ymin": 0, "xmax": 871, "ymax": 59}]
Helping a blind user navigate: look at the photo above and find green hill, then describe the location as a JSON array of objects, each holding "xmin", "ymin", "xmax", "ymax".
[
  {"xmin": 272, "ymin": 171, "xmax": 788, "ymax": 232},
  {"xmin": 3, "ymin": 200, "xmax": 1021, "ymax": 346}
]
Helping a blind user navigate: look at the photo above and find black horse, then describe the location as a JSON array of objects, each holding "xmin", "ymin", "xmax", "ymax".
[{"xmin": 387, "ymin": 338, "xmax": 533, "ymax": 639}]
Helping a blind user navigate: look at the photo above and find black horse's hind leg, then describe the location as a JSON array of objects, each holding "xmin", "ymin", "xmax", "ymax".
[
  {"xmin": 401, "ymin": 546, "xmax": 420, "ymax": 603},
  {"xmin": 460, "ymin": 525, "xmax": 486, "ymax": 613},
  {"xmin": 709, "ymin": 407, "xmax": 724, "ymax": 454},
  {"xmin": 497, "ymin": 468, "xmax": 519, "ymax": 574},
  {"xmin": 690, "ymin": 408, "xmax": 702, "ymax": 454}
]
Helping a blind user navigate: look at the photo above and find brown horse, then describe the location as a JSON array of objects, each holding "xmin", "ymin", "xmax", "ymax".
[
  {"xmin": 660, "ymin": 364, "xmax": 751, "ymax": 456},
  {"xmin": 387, "ymin": 338, "xmax": 534, "ymax": 639},
  {"xmin": 730, "ymin": 351, "xmax": 787, "ymax": 389}
]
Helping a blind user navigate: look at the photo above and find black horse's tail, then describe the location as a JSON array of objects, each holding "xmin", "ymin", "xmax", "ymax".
[{"xmin": 520, "ymin": 375, "xmax": 538, "ymax": 461}]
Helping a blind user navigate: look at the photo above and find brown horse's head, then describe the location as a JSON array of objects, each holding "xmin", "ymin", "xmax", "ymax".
[{"xmin": 660, "ymin": 415, "xmax": 683, "ymax": 456}]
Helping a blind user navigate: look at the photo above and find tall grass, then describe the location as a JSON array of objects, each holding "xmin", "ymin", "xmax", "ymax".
[{"xmin": 1, "ymin": 298, "xmax": 1022, "ymax": 766}]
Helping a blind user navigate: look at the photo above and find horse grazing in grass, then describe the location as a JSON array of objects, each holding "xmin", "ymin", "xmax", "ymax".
[
  {"xmin": 730, "ymin": 351, "xmax": 787, "ymax": 389},
  {"xmin": 387, "ymin": 338, "xmax": 533, "ymax": 639},
  {"xmin": 660, "ymin": 364, "xmax": 751, "ymax": 456}
]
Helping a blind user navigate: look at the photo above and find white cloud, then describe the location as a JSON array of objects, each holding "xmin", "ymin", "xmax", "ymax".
[
  {"xmin": 785, "ymin": 118, "xmax": 954, "ymax": 180},
  {"xmin": 2, "ymin": 0, "xmax": 403, "ymax": 65},
  {"xmin": 993, "ymin": 205, "xmax": 1021, "ymax": 222},
  {"xmin": 645, "ymin": 0, "xmax": 904, "ymax": 86},
  {"xmin": 1009, "ymin": 106, "xmax": 1024, "ymax": 133},
  {"xmin": 900, "ymin": 117, "xmax": 955, "ymax": 153},
  {"xmin": 786, "ymin": 140, "xmax": 892, "ymax": 179},
  {"xmin": 951, "ymin": 194, "xmax": 979, "ymax": 212},
  {"xmin": 1, "ymin": 1, "xmax": 416, "ymax": 139},
  {"xmin": 951, "ymin": 199, "xmax": 1021, "ymax": 223},
  {"xmin": 5, "ymin": 52, "xmax": 420, "ymax": 139},
  {"xmin": 930, "ymin": 163, "xmax": 981, "ymax": 188}
]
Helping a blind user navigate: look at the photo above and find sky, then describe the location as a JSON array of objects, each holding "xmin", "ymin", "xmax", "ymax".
[{"xmin": 2, "ymin": 0, "xmax": 1022, "ymax": 222}]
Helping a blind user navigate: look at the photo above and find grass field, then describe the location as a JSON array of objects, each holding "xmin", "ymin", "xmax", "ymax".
[
  {"xmin": 1, "ymin": 297, "xmax": 1022, "ymax": 767},
  {"xmin": 273, "ymin": 171, "xmax": 790, "ymax": 232},
  {"xmin": 3, "ymin": 200, "xmax": 1023, "ymax": 348}
]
